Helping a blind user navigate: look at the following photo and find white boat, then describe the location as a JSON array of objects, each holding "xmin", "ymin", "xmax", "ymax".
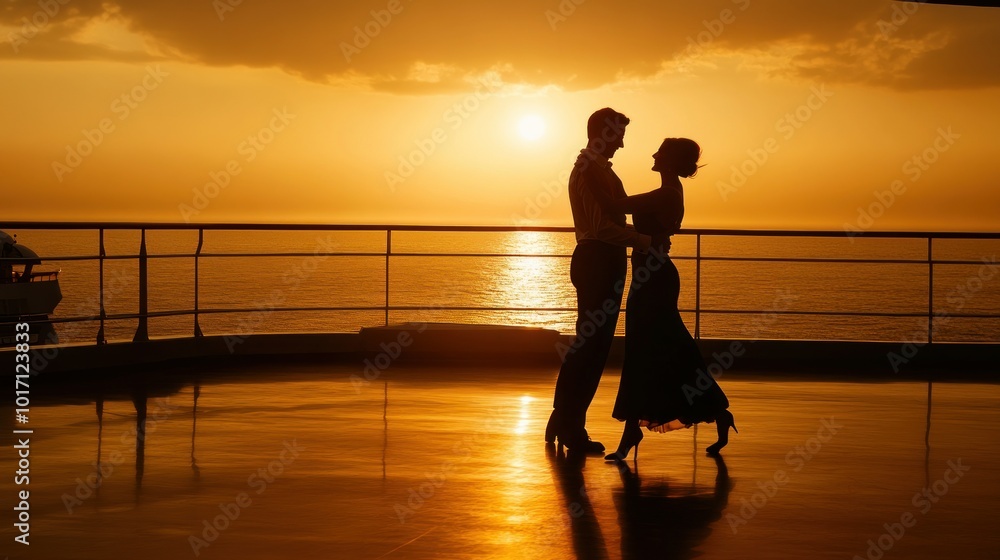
[{"xmin": 1, "ymin": 230, "xmax": 61, "ymax": 344}]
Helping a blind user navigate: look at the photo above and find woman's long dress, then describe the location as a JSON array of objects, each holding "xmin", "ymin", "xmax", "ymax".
[{"xmin": 611, "ymin": 186, "xmax": 730, "ymax": 431}]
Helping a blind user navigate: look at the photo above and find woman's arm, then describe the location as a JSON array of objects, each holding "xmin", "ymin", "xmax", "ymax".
[
  {"xmin": 584, "ymin": 181, "xmax": 666, "ymax": 215},
  {"xmin": 620, "ymin": 189, "xmax": 668, "ymax": 214}
]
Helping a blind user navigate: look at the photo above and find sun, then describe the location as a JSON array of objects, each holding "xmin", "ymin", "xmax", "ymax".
[{"xmin": 517, "ymin": 114, "xmax": 546, "ymax": 142}]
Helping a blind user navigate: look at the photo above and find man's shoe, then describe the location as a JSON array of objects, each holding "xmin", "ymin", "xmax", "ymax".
[
  {"xmin": 544, "ymin": 411, "xmax": 559, "ymax": 444},
  {"xmin": 557, "ymin": 434, "xmax": 605, "ymax": 455}
]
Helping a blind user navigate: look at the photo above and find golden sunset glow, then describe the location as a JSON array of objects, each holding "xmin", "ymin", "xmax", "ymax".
[
  {"xmin": 517, "ymin": 114, "xmax": 547, "ymax": 142},
  {"xmin": 2, "ymin": 1, "xmax": 999, "ymax": 230}
]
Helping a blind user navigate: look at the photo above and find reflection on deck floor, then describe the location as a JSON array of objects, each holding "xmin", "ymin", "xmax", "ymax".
[{"xmin": 4, "ymin": 364, "xmax": 1000, "ymax": 559}]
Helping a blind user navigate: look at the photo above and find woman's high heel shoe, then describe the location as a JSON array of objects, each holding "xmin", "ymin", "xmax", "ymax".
[
  {"xmin": 605, "ymin": 424, "xmax": 643, "ymax": 463},
  {"xmin": 706, "ymin": 410, "xmax": 738, "ymax": 455},
  {"xmin": 604, "ymin": 441, "xmax": 640, "ymax": 463}
]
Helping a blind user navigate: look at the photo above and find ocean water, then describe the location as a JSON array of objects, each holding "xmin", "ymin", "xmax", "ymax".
[{"xmin": 9, "ymin": 229, "xmax": 1000, "ymax": 345}]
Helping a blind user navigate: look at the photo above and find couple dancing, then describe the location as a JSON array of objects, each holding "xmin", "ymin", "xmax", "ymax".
[{"xmin": 545, "ymin": 107, "xmax": 737, "ymax": 462}]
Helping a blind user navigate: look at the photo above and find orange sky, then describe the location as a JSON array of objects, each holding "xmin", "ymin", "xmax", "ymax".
[{"xmin": 3, "ymin": 0, "xmax": 999, "ymax": 230}]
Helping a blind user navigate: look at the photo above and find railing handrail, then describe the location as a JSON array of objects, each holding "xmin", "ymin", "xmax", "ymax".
[
  {"xmin": 2, "ymin": 223, "xmax": 998, "ymax": 346},
  {"xmin": 2, "ymin": 221, "xmax": 1000, "ymax": 238}
]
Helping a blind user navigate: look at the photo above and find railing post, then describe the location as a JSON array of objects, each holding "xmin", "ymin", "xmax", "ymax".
[
  {"xmin": 385, "ymin": 229, "xmax": 392, "ymax": 326},
  {"xmin": 133, "ymin": 229, "xmax": 149, "ymax": 342},
  {"xmin": 927, "ymin": 236, "xmax": 934, "ymax": 345},
  {"xmin": 695, "ymin": 233, "xmax": 702, "ymax": 339},
  {"xmin": 97, "ymin": 228, "xmax": 107, "ymax": 344},
  {"xmin": 194, "ymin": 229, "xmax": 204, "ymax": 337}
]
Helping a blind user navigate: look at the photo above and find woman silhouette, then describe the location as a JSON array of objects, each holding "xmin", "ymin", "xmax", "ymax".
[{"xmin": 603, "ymin": 138, "xmax": 737, "ymax": 462}]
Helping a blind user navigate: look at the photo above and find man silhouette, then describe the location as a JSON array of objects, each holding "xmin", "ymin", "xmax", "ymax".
[{"xmin": 546, "ymin": 108, "xmax": 664, "ymax": 453}]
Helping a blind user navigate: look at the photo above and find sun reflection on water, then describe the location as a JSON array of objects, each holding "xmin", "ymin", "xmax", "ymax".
[{"xmin": 490, "ymin": 231, "xmax": 569, "ymax": 327}]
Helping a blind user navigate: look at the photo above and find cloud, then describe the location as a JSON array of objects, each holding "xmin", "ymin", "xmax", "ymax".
[
  {"xmin": 2, "ymin": 0, "xmax": 999, "ymax": 91},
  {"xmin": 771, "ymin": 2, "xmax": 1000, "ymax": 89}
]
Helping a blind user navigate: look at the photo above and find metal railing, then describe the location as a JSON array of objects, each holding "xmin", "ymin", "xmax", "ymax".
[
  {"xmin": 2, "ymin": 222, "xmax": 999, "ymax": 346},
  {"xmin": 6, "ymin": 271, "xmax": 60, "ymax": 283}
]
